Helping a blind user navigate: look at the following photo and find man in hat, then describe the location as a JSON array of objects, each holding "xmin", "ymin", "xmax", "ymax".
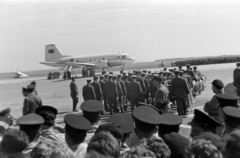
[
  {"xmin": 30, "ymin": 81, "xmax": 38, "ymax": 95},
  {"xmin": 188, "ymin": 109, "xmax": 222, "ymax": 138},
  {"xmin": 136, "ymin": 71, "xmax": 146, "ymax": 102},
  {"xmin": 64, "ymin": 114, "xmax": 91, "ymax": 152},
  {"xmin": 163, "ymin": 68, "xmax": 167, "ymax": 72},
  {"xmin": 204, "ymin": 79, "xmax": 224, "ymax": 123},
  {"xmin": 127, "ymin": 75, "xmax": 142, "ymax": 113},
  {"xmin": 99, "ymin": 75, "xmax": 108, "ymax": 112},
  {"xmin": 118, "ymin": 74, "xmax": 127, "ymax": 112},
  {"xmin": 91, "ymin": 76, "xmax": 103, "ymax": 102},
  {"xmin": 70, "ymin": 77, "xmax": 79, "ymax": 112},
  {"xmin": 223, "ymin": 106, "xmax": 240, "ymax": 135},
  {"xmin": 116, "ymin": 75, "xmax": 123, "ymax": 113},
  {"xmin": 193, "ymin": 66, "xmax": 202, "ymax": 81},
  {"xmin": 158, "ymin": 114, "xmax": 182, "ymax": 138},
  {"xmin": 153, "ymin": 76, "xmax": 169, "ymax": 107},
  {"xmin": 233, "ymin": 62, "xmax": 240, "ymax": 96},
  {"xmin": 81, "ymin": 100, "xmax": 103, "ymax": 142},
  {"xmin": 104, "ymin": 75, "xmax": 118, "ymax": 115},
  {"xmin": 108, "ymin": 113, "xmax": 134, "ymax": 154},
  {"xmin": 142, "ymin": 73, "xmax": 151, "ymax": 104},
  {"xmin": 170, "ymin": 70, "xmax": 190, "ymax": 116},
  {"xmin": 35, "ymin": 105, "xmax": 64, "ymax": 144},
  {"xmin": 16, "ymin": 113, "xmax": 45, "ymax": 154},
  {"xmin": 82, "ymin": 79, "xmax": 96, "ymax": 101},
  {"xmin": 23, "ymin": 85, "xmax": 43, "ymax": 115},
  {"xmin": 127, "ymin": 106, "xmax": 161, "ymax": 148}
]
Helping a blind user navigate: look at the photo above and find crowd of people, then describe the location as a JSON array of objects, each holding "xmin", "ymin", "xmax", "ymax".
[
  {"xmin": 0, "ymin": 63, "xmax": 240, "ymax": 158},
  {"xmin": 172, "ymin": 55, "xmax": 240, "ymax": 67},
  {"xmin": 47, "ymin": 72, "xmax": 61, "ymax": 80}
]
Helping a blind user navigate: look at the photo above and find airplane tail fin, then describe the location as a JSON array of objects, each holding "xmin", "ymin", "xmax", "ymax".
[{"xmin": 45, "ymin": 44, "xmax": 63, "ymax": 62}]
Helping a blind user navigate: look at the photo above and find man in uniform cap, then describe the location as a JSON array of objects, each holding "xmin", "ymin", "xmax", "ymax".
[
  {"xmin": 153, "ymin": 76, "xmax": 169, "ymax": 107},
  {"xmin": 81, "ymin": 100, "xmax": 103, "ymax": 142},
  {"xmin": 170, "ymin": 70, "xmax": 190, "ymax": 116},
  {"xmin": 163, "ymin": 132, "xmax": 190, "ymax": 158},
  {"xmin": 91, "ymin": 76, "xmax": 103, "ymax": 102},
  {"xmin": 115, "ymin": 75, "xmax": 123, "ymax": 113},
  {"xmin": 35, "ymin": 105, "xmax": 64, "ymax": 144},
  {"xmin": 127, "ymin": 75, "xmax": 142, "ymax": 113},
  {"xmin": 23, "ymin": 84, "xmax": 43, "ymax": 115},
  {"xmin": 204, "ymin": 79, "xmax": 224, "ymax": 135},
  {"xmin": 127, "ymin": 106, "xmax": 161, "ymax": 148},
  {"xmin": 158, "ymin": 114, "xmax": 182, "ymax": 138},
  {"xmin": 16, "ymin": 113, "xmax": 44, "ymax": 154},
  {"xmin": 223, "ymin": 106, "xmax": 240, "ymax": 135},
  {"xmin": 108, "ymin": 113, "xmax": 134, "ymax": 154},
  {"xmin": 118, "ymin": 74, "xmax": 127, "ymax": 112},
  {"xmin": 163, "ymin": 68, "xmax": 167, "ymax": 71},
  {"xmin": 82, "ymin": 79, "xmax": 96, "ymax": 101},
  {"xmin": 64, "ymin": 114, "xmax": 91, "ymax": 152},
  {"xmin": 99, "ymin": 75, "xmax": 108, "ymax": 112},
  {"xmin": 104, "ymin": 75, "xmax": 118, "ymax": 115},
  {"xmin": 142, "ymin": 73, "xmax": 151, "ymax": 104},
  {"xmin": 136, "ymin": 71, "xmax": 146, "ymax": 103},
  {"xmin": 30, "ymin": 81, "xmax": 38, "ymax": 95},
  {"xmin": 70, "ymin": 77, "xmax": 79, "ymax": 112},
  {"xmin": 0, "ymin": 108, "xmax": 14, "ymax": 126},
  {"xmin": 188, "ymin": 109, "xmax": 221, "ymax": 138}
]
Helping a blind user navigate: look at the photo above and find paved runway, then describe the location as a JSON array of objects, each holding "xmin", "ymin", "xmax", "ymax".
[{"xmin": 0, "ymin": 63, "xmax": 236, "ymax": 138}]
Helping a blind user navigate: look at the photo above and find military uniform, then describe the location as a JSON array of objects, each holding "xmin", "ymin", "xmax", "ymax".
[
  {"xmin": 154, "ymin": 83, "xmax": 169, "ymax": 106},
  {"xmin": 127, "ymin": 75, "xmax": 142, "ymax": 112},
  {"xmin": 35, "ymin": 106, "xmax": 65, "ymax": 144},
  {"xmin": 70, "ymin": 78, "xmax": 79, "ymax": 111},
  {"xmin": 223, "ymin": 106, "xmax": 240, "ymax": 135},
  {"xmin": 233, "ymin": 63, "xmax": 240, "ymax": 96},
  {"xmin": 23, "ymin": 85, "xmax": 43, "ymax": 115},
  {"xmin": 158, "ymin": 114, "xmax": 182, "ymax": 138},
  {"xmin": 142, "ymin": 73, "xmax": 151, "ymax": 104},
  {"xmin": 188, "ymin": 109, "xmax": 222, "ymax": 137},
  {"xmin": 118, "ymin": 75, "xmax": 127, "ymax": 111},
  {"xmin": 170, "ymin": 71, "xmax": 190, "ymax": 116},
  {"xmin": 17, "ymin": 114, "xmax": 44, "ymax": 155},
  {"xmin": 108, "ymin": 113, "xmax": 134, "ymax": 154},
  {"xmin": 64, "ymin": 114, "xmax": 91, "ymax": 153},
  {"xmin": 127, "ymin": 106, "xmax": 161, "ymax": 148},
  {"xmin": 91, "ymin": 77, "xmax": 103, "ymax": 101},
  {"xmin": 136, "ymin": 73, "xmax": 146, "ymax": 102},
  {"xmin": 81, "ymin": 100, "xmax": 103, "ymax": 142},
  {"xmin": 104, "ymin": 75, "xmax": 118, "ymax": 114},
  {"xmin": 82, "ymin": 80, "xmax": 96, "ymax": 101},
  {"xmin": 116, "ymin": 76, "xmax": 124, "ymax": 112},
  {"xmin": 100, "ymin": 76, "xmax": 108, "ymax": 112}
]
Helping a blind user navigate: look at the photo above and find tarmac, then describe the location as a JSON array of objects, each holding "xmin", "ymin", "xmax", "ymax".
[{"xmin": 0, "ymin": 63, "xmax": 236, "ymax": 138}]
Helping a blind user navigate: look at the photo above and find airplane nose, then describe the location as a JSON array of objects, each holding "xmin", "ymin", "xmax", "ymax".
[{"xmin": 130, "ymin": 57, "xmax": 135, "ymax": 62}]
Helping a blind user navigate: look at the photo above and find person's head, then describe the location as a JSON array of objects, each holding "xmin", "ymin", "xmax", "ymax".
[
  {"xmin": 95, "ymin": 122, "xmax": 123, "ymax": 146},
  {"xmin": 16, "ymin": 114, "xmax": 44, "ymax": 142},
  {"xmin": 81, "ymin": 100, "xmax": 103, "ymax": 125},
  {"xmin": 211, "ymin": 79, "xmax": 224, "ymax": 93},
  {"xmin": 93, "ymin": 76, "xmax": 98, "ymax": 82},
  {"xmin": 141, "ymin": 139, "xmax": 171, "ymax": 158},
  {"xmin": 236, "ymin": 62, "xmax": 240, "ymax": 69},
  {"xmin": 112, "ymin": 76, "xmax": 117, "ymax": 81},
  {"xmin": 64, "ymin": 114, "xmax": 91, "ymax": 146},
  {"xmin": 50, "ymin": 143, "xmax": 75, "ymax": 158},
  {"xmin": 1, "ymin": 129, "xmax": 29, "ymax": 158},
  {"xmin": 133, "ymin": 106, "xmax": 161, "ymax": 140},
  {"xmin": 31, "ymin": 81, "xmax": 36, "ymax": 86},
  {"xmin": 26, "ymin": 84, "xmax": 35, "ymax": 93},
  {"xmin": 153, "ymin": 76, "xmax": 163, "ymax": 87},
  {"xmin": 156, "ymin": 100, "xmax": 171, "ymax": 114},
  {"xmin": 223, "ymin": 106, "xmax": 240, "ymax": 134},
  {"xmin": 188, "ymin": 137, "xmax": 222, "ymax": 158},
  {"xmin": 174, "ymin": 71, "xmax": 180, "ymax": 77},
  {"xmin": 189, "ymin": 109, "xmax": 221, "ymax": 137},
  {"xmin": 35, "ymin": 106, "xmax": 58, "ymax": 129},
  {"xmin": 158, "ymin": 114, "xmax": 182, "ymax": 138},
  {"xmin": 87, "ymin": 131, "xmax": 120, "ymax": 158},
  {"xmin": 100, "ymin": 76, "xmax": 104, "ymax": 81},
  {"xmin": 121, "ymin": 143, "xmax": 156, "ymax": 158},
  {"xmin": 193, "ymin": 66, "xmax": 197, "ymax": 71},
  {"xmin": 87, "ymin": 79, "xmax": 91, "ymax": 84},
  {"xmin": 131, "ymin": 75, "xmax": 137, "ymax": 81},
  {"xmin": 31, "ymin": 140, "xmax": 57, "ymax": 158},
  {"xmin": 117, "ymin": 74, "xmax": 122, "ymax": 80},
  {"xmin": 107, "ymin": 113, "xmax": 134, "ymax": 144},
  {"xmin": 71, "ymin": 77, "xmax": 75, "ymax": 82},
  {"xmin": 163, "ymin": 132, "xmax": 190, "ymax": 158},
  {"xmin": 22, "ymin": 87, "xmax": 29, "ymax": 97},
  {"xmin": 223, "ymin": 129, "xmax": 240, "ymax": 158}
]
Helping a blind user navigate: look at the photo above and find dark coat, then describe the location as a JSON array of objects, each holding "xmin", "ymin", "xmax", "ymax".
[
  {"xmin": 23, "ymin": 93, "xmax": 42, "ymax": 115},
  {"xmin": 70, "ymin": 82, "xmax": 79, "ymax": 97},
  {"xmin": 136, "ymin": 77, "xmax": 146, "ymax": 93},
  {"xmin": 127, "ymin": 80, "xmax": 142, "ymax": 100},
  {"xmin": 91, "ymin": 82, "xmax": 103, "ymax": 100},
  {"xmin": 82, "ymin": 84, "xmax": 96, "ymax": 101},
  {"xmin": 170, "ymin": 77, "xmax": 190, "ymax": 98},
  {"xmin": 105, "ymin": 80, "xmax": 118, "ymax": 99}
]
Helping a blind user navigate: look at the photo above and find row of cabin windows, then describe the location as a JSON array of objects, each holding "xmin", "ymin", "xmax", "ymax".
[{"xmin": 70, "ymin": 55, "xmax": 128, "ymax": 62}]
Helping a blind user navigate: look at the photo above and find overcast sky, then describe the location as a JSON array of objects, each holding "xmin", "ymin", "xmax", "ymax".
[{"xmin": 0, "ymin": 0, "xmax": 239, "ymax": 72}]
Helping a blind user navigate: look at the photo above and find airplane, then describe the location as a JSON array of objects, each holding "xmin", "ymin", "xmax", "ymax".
[
  {"xmin": 13, "ymin": 70, "xmax": 29, "ymax": 78},
  {"xmin": 40, "ymin": 44, "xmax": 135, "ymax": 73}
]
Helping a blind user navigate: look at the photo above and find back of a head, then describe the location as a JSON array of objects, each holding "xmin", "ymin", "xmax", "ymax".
[
  {"xmin": 1, "ymin": 129, "xmax": 29, "ymax": 156},
  {"xmin": 121, "ymin": 143, "xmax": 156, "ymax": 158},
  {"xmin": 87, "ymin": 131, "xmax": 120, "ymax": 158},
  {"xmin": 188, "ymin": 137, "xmax": 222, "ymax": 158},
  {"xmin": 20, "ymin": 125, "xmax": 41, "ymax": 142},
  {"xmin": 50, "ymin": 143, "xmax": 75, "ymax": 158},
  {"xmin": 143, "ymin": 139, "xmax": 171, "ymax": 158},
  {"xmin": 31, "ymin": 140, "xmax": 57, "ymax": 158},
  {"xmin": 224, "ymin": 129, "xmax": 240, "ymax": 158}
]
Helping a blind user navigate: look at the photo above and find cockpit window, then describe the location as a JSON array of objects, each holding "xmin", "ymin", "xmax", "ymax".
[{"xmin": 122, "ymin": 55, "xmax": 127, "ymax": 59}]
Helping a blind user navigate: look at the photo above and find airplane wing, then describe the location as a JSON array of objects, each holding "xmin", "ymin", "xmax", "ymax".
[{"xmin": 65, "ymin": 62, "xmax": 95, "ymax": 67}]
